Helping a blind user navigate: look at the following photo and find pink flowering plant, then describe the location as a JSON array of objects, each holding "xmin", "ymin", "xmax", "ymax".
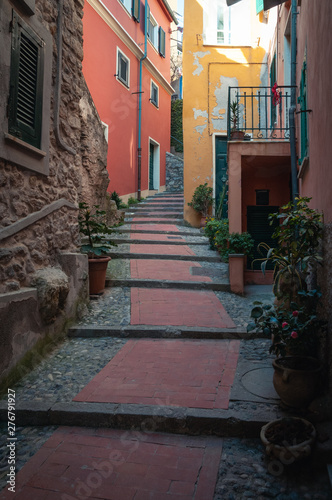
[{"xmin": 247, "ymin": 288, "xmax": 325, "ymax": 357}]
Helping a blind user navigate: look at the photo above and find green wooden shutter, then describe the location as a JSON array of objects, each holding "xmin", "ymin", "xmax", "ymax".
[
  {"xmin": 132, "ymin": 0, "xmax": 140, "ymax": 22},
  {"xmin": 8, "ymin": 11, "xmax": 43, "ymax": 149},
  {"xmin": 256, "ymin": 0, "xmax": 264, "ymax": 14},
  {"xmin": 159, "ymin": 27, "xmax": 165, "ymax": 57}
]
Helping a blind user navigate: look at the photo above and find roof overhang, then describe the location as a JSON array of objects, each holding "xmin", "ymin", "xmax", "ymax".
[
  {"xmin": 226, "ymin": 0, "xmax": 288, "ymax": 9},
  {"xmin": 160, "ymin": 0, "xmax": 178, "ymax": 24}
]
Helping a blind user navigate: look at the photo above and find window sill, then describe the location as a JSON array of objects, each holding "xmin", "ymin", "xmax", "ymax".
[
  {"xmin": 4, "ymin": 133, "xmax": 46, "ymax": 157},
  {"xmin": 116, "ymin": 77, "xmax": 130, "ymax": 90}
]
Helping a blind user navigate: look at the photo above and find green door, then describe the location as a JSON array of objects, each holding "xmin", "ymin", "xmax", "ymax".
[
  {"xmin": 149, "ymin": 143, "xmax": 154, "ymax": 190},
  {"xmin": 215, "ymin": 137, "xmax": 228, "ymax": 218},
  {"xmin": 247, "ymin": 206, "xmax": 279, "ymax": 270}
]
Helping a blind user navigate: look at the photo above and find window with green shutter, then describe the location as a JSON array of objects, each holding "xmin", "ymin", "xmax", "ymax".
[
  {"xmin": 8, "ymin": 11, "xmax": 44, "ymax": 149},
  {"xmin": 159, "ymin": 27, "xmax": 165, "ymax": 58},
  {"xmin": 298, "ymin": 61, "xmax": 308, "ymax": 163},
  {"xmin": 132, "ymin": 0, "xmax": 140, "ymax": 22},
  {"xmin": 150, "ymin": 81, "xmax": 159, "ymax": 107}
]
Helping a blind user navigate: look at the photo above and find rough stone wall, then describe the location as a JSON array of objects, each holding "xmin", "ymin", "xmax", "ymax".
[
  {"xmin": 0, "ymin": 0, "xmax": 109, "ymax": 294},
  {"xmin": 0, "ymin": 0, "xmax": 109, "ymax": 382},
  {"xmin": 166, "ymin": 152, "xmax": 184, "ymax": 192}
]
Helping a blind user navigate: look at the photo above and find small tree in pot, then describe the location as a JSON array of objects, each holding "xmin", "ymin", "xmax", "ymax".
[
  {"xmin": 79, "ymin": 202, "xmax": 117, "ymax": 295},
  {"xmin": 188, "ymin": 183, "xmax": 214, "ymax": 227}
]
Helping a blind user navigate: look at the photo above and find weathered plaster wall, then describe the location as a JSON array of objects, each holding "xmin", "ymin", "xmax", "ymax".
[
  {"xmin": 0, "ymin": 0, "xmax": 109, "ymax": 383},
  {"xmin": 182, "ymin": 0, "xmax": 274, "ymax": 227}
]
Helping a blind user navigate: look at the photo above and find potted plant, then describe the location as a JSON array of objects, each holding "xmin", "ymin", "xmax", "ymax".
[
  {"xmin": 78, "ymin": 202, "xmax": 117, "ymax": 295},
  {"xmin": 247, "ymin": 289, "xmax": 325, "ymax": 408},
  {"xmin": 229, "ymin": 100, "xmax": 245, "ymax": 140},
  {"xmin": 227, "ymin": 232, "xmax": 254, "ymax": 295},
  {"xmin": 248, "ymin": 198, "xmax": 325, "ymax": 408},
  {"xmin": 187, "ymin": 183, "xmax": 214, "ymax": 227},
  {"xmin": 260, "ymin": 417, "xmax": 316, "ymax": 463},
  {"xmin": 255, "ymin": 197, "xmax": 324, "ymax": 304}
]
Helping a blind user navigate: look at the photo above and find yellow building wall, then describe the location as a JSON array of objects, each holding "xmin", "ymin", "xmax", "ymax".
[{"xmin": 183, "ymin": 0, "xmax": 275, "ymax": 226}]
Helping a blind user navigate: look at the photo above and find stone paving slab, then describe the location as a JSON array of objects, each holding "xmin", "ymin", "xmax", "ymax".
[
  {"xmin": 130, "ymin": 260, "xmax": 212, "ymax": 282},
  {"xmin": 73, "ymin": 339, "xmax": 240, "ymax": 410},
  {"xmin": 131, "ymin": 288, "xmax": 237, "ymax": 328},
  {"xmin": 129, "ymin": 233, "xmax": 185, "ymax": 241},
  {"xmin": 129, "ymin": 244, "xmax": 196, "ymax": 256},
  {"xmin": 0, "ymin": 427, "xmax": 222, "ymax": 500}
]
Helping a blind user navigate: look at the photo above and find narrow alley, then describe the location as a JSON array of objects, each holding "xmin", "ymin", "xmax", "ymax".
[{"xmin": 0, "ymin": 193, "xmax": 331, "ymax": 499}]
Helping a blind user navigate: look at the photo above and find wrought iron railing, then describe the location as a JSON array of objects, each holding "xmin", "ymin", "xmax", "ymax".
[{"xmin": 227, "ymin": 86, "xmax": 296, "ymax": 141}]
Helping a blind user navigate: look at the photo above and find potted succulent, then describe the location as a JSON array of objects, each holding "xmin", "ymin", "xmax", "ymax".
[
  {"xmin": 229, "ymin": 100, "xmax": 245, "ymax": 140},
  {"xmin": 78, "ymin": 202, "xmax": 117, "ymax": 295},
  {"xmin": 188, "ymin": 183, "xmax": 214, "ymax": 227}
]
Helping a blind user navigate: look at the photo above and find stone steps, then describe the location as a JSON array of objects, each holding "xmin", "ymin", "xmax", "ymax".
[
  {"xmin": 106, "ymin": 251, "xmax": 221, "ymax": 262},
  {"xmin": 105, "ymin": 278, "xmax": 230, "ymax": 291}
]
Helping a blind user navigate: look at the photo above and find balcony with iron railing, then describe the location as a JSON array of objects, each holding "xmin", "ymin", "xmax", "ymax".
[{"xmin": 227, "ymin": 86, "xmax": 296, "ymax": 141}]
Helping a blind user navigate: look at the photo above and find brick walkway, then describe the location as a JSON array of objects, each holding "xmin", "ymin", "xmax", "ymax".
[
  {"xmin": 0, "ymin": 427, "xmax": 222, "ymax": 500},
  {"xmin": 131, "ymin": 289, "xmax": 236, "ymax": 327},
  {"xmin": 73, "ymin": 339, "xmax": 240, "ymax": 409}
]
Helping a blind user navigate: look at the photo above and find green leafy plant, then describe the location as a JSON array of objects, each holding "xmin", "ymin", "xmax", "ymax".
[
  {"xmin": 110, "ymin": 191, "xmax": 122, "ymax": 210},
  {"xmin": 171, "ymin": 99, "xmax": 183, "ymax": 153},
  {"xmin": 204, "ymin": 218, "xmax": 228, "ymax": 250},
  {"xmin": 228, "ymin": 232, "xmax": 254, "ymax": 256},
  {"xmin": 247, "ymin": 288, "xmax": 325, "ymax": 357},
  {"xmin": 188, "ymin": 183, "xmax": 214, "ymax": 217},
  {"xmin": 254, "ymin": 197, "xmax": 323, "ymax": 300},
  {"xmin": 78, "ymin": 202, "xmax": 117, "ymax": 258}
]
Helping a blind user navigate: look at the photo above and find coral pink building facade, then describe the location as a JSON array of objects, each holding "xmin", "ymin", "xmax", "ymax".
[{"xmin": 83, "ymin": 0, "xmax": 176, "ymax": 201}]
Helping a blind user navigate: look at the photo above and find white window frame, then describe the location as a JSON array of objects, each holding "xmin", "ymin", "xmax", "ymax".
[
  {"xmin": 148, "ymin": 12, "xmax": 158, "ymax": 50},
  {"xmin": 119, "ymin": 0, "xmax": 131, "ymax": 13},
  {"xmin": 150, "ymin": 80, "xmax": 159, "ymax": 108},
  {"xmin": 116, "ymin": 47, "xmax": 130, "ymax": 89},
  {"xmin": 203, "ymin": 0, "xmax": 251, "ymax": 46}
]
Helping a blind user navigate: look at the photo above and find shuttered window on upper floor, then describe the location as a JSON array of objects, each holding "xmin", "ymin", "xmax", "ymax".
[
  {"xmin": 159, "ymin": 26, "xmax": 165, "ymax": 57},
  {"xmin": 132, "ymin": 0, "xmax": 140, "ymax": 22},
  {"xmin": 8, "ymin": 11, "xmax": 44, "ymax": 149}
]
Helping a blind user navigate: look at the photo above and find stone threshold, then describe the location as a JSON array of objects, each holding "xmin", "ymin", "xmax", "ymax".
[
  {"xmin": 67, "ymin": 324, "xmax": 253, "ymax": 339},
  {"xmin": 125, "ymin": 213, "xmax": 182, "ymax": 219},
  {"xmin": 0, "ymin": 400, "xmax": 278, "ymax": 439},
  {"xmin": 111, "ymin": 238, "xmax": 208, "ymax": 245},
  {"xmin": 106, "ymin": 252, "xmax": 221, "ymax": 262},
  {"xmin": 112, "ymin": 229, "xmax": 206, "ymax": 237},
  {"xmin": 105, "ymin": 278, "xmax": 230, "ymax": 291},
  {"xmin": 124, "ymin": 219, "xmax": 185, "ymax": 225}
]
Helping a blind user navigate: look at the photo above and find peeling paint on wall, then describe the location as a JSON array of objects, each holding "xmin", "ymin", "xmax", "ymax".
[
  {"xmin": 192, "ymin": 51, "xmax": 210, "ymax": 76},
  {"xmin": 194, "ymin": 124, "xmax": 207, "ymax": 135},
  {"xmin": 211, "ymin": 75, "xmax": 239, "ymax": 132},
  {"xmin": 211, "ymin": 118, "xmax": 225, "ymax": 131},
  {"xmin": 193, "ymin": 108, "xmax": 208, "ymax": 120}
]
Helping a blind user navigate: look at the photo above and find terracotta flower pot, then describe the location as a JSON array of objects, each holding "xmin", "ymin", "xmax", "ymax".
[
  {"xmin": 260, "ymin": 417, "xmax": 316, "ymax": 462},
  {"xmin": 272, "ymin": 356, "xmax": 322, "ymax": 408},
  {"xmin": 88, "ymin": 256, "xmax": 111, "ymax": 295}
]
